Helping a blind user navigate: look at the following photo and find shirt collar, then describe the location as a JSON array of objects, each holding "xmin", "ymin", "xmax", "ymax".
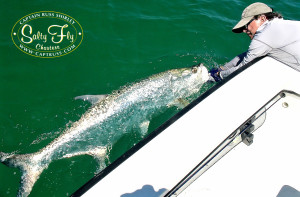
[{"xmin": 257, "ymin": 20, "xmax": 270, "ymax": 33}]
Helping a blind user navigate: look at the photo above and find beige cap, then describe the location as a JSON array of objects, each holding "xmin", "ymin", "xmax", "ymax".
[{"xmin": 232, "ymin": 2, "xmax": 272, "ymax": 33}]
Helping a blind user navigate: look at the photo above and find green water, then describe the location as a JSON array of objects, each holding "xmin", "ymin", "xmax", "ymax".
[{"xmin": 0, "ymin": 0, "xmax": 299, "ymax": 196}]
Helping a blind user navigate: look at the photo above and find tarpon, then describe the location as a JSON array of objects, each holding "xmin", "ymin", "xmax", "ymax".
[{"xmin": 0, "ymin": 64, "xmax": 209, "ymax": 196}]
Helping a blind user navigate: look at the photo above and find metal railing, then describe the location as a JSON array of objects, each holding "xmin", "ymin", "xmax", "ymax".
[{"xmin": 164, "ymin": 90, "xmax": 300, "ymax": 197}]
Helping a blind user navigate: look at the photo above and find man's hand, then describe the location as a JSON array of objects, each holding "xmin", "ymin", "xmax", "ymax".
[{"xmin": 209, "ymin": 67, "xmax": 222, "ymax": 82}]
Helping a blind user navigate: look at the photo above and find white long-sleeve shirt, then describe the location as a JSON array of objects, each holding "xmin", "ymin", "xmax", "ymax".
[{"xmin": 220, "ymin": 18, "xmax": 300, "ymax": 78}]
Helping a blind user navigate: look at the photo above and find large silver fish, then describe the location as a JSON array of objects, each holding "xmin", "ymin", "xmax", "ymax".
[{"xmin": 0, "ymin": 64, "xmax": 209, "ymax": 196}]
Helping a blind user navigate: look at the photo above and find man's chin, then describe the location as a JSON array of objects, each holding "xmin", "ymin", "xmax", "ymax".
[{"xmin": 246, "ymin": 33, "xmax": 254, "ymax": 40}]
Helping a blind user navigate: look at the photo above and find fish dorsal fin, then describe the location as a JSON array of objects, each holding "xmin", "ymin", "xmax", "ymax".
[{"xmin": 75, "ymin": 95, "xmax": 108, "ymax": 105}]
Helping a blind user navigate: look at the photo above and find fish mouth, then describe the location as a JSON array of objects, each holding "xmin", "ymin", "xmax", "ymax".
[{"xmin": 199, "ymin": 65, "xmax": 209, "ymax": 82}]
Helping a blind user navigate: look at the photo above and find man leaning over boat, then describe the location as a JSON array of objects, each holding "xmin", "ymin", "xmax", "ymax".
[{"xmin": 209, "ymin": 2, "xmax": 300, "ymax": 82}]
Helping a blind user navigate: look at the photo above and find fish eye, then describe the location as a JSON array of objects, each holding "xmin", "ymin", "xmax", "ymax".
[{"xmin": 191, "ymin": 67, "xmax": 198, "ymax": 73}]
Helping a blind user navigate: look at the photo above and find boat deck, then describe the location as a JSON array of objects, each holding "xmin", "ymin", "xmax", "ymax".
[{"xmin": 74, "ymin": 57, "xmax": 300, "ymax": 197}]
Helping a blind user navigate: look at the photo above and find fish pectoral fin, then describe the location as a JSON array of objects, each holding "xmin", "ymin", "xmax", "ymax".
[
  {"xmin": 19, "ymin": 164, "xmax": 44, "ymax": 197},
  {"xmin": 89, "ymin": 146, "xmax": 107, "ymax": 158},
  {"xmin": 167, "ymin": 98, "xmax": 190, "ymax": 109},
  {"xmin": 89, "ymin": 146, "xmax": 108, "ymax": 173},
  {"xmin": 75, "ymin": 94, "xmax": 108, "ymax": 105},
  {"xmin": 63, "ymin": 147, "xmax": 108, "ymax": 173},
  {"xmin": 63, "ymin": 146, "xmax": 107, "ymax": 159},
  {"xmin": 139, "ymin": 120, "xmax": 150, "ymax": 137}
]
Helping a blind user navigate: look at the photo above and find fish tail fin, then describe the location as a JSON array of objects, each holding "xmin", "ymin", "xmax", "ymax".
[
  {"xmin": 0, "ymin": 151, "xmax": 20, "ymax": 168},
  {"xmin": 0, "ymin": 151, "xmax": 46, "ymax": 197}
]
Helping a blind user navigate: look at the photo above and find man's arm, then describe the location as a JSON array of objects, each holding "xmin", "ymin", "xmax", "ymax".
[{"xmin": 220, "ymin": 39, "xmax": 272, "ymax": 79}]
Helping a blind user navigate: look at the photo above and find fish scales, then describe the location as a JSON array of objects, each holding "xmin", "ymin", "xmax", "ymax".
[{"xmin": 0, "ymin": 64, "xmax": 209, "ymax": 196}]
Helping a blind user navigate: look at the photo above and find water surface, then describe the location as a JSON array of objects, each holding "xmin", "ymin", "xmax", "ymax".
[{"xmin": 0, "ymin": 0, "xmax": 299, "ymax": 196}]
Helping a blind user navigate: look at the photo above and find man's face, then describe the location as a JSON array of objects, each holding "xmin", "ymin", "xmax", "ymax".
[{"xmin": 243, "ymin": 15, "xmax": 266, "ymax": 39}]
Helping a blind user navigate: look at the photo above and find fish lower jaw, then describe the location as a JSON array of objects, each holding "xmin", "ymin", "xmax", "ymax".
[{"xmin": 200, "ymin": 66, "xmax": 209, "ymax": 82}]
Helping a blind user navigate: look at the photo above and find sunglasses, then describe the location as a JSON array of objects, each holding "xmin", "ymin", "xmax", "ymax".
[{"xmin": 244, "ymin": 18, "xmax": 255, "ymax": 30}]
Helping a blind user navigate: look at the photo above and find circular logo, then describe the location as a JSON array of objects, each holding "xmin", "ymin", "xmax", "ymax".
[{"xmin": 11, "ymin": 11, "xmax": 83, "ymax": 58}]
